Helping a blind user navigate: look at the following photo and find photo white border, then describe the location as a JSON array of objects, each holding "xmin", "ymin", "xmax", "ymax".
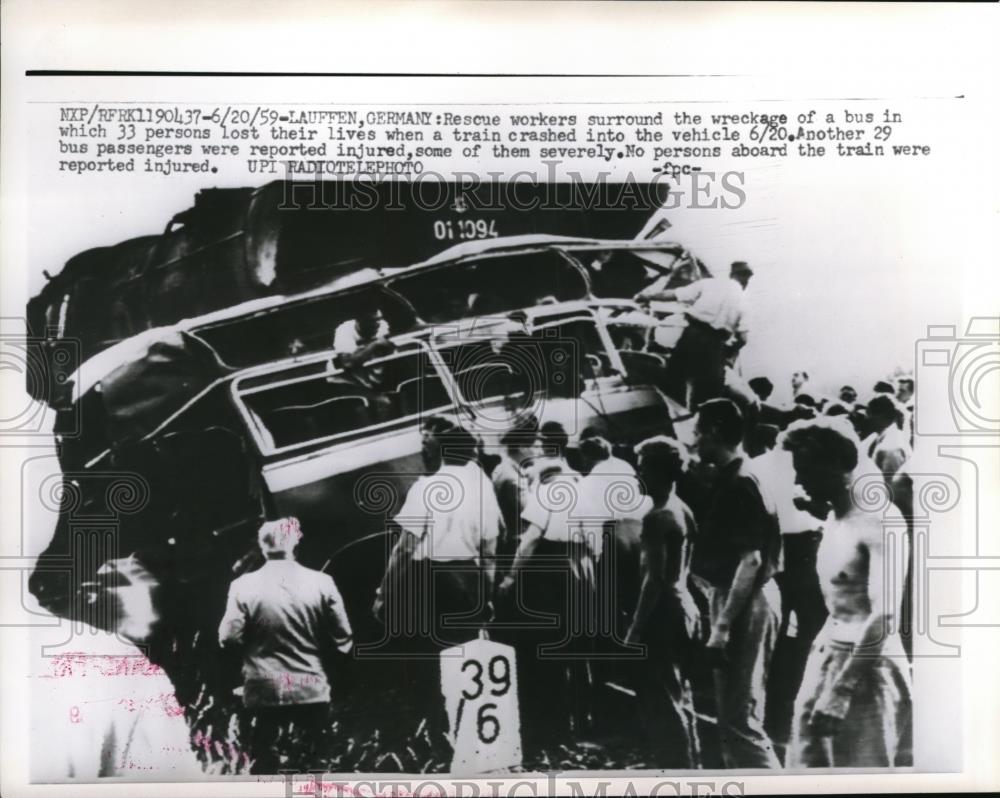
[{"xmin": 2, "ymin": 2, "xmax": 998, "ymax": 795}]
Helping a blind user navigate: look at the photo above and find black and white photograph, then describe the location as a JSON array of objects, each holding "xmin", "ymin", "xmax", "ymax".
[
  {"xmin": 22, "ymin": 176, "xmax": 923, "ymax": 778},
  {"xmin": 1, "ymin": 3, "xmax": 998, "ymax": 797}
]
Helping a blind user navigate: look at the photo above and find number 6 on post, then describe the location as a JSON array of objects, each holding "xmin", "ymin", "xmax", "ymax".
[{"xmin": 440, "ymin": 637, "xmax": 522, "ymax": 773}]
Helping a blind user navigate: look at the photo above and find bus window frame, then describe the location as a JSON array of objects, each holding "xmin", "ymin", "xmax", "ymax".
[
  {"xmin": 433, "ymin": 308, "xmax": 627, "ymax": 411},
  {"xmin": 231, "ymin": 339, "xmax": 459, "ymax": 458}
]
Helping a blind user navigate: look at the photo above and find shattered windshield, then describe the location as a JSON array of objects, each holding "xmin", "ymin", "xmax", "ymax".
[
  {"xmin": 439, "ymin": 314, "xmax": 613, "ymax": 417},
  {"xmin": 570, "ymin": 247, "xmax": 692, "ymax": 298}
]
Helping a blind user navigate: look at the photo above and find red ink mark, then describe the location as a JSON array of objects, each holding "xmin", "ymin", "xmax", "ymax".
[
  {"xmin": 120, "ymin": 758, "xmax": 155, "ymax": 771},
  {"xmin": 273, "ymin": 672, "xmax": 323, "ymax": 689},
  {"xmin": 161, "ymin": 693, "xmax": 185, "ymax": 717},
  {"xmin": 69, "ymin": 706, "xmax": 81, "ymax": 723},
  {"xmin": 192, "ymin": 730, "xmax": 250, "ymax": 767},
  {"xmin": 294, "ymin": 780, "xmax": 437, "ymax": 798},
  {"xmin": 279, "ymin": 517, "xmax": 303, "ymax": 544},
  {"xmin": 110, "ymin": 657, "xmax": 131, "ymax": 677},
  {"xmin": 115, "ymin": 692, "xmax": 184, "ymax": 717},
  {"xmin": 48, "ymin": 653, "xmax": 163, "ymax": 678},
  {"xmin": 52, "ymin": 653, "xmax": 89, "ymax": 677}
]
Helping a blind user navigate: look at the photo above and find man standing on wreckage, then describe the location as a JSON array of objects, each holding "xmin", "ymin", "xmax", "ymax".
[
  {"xmin": 782, "ymin": 418, "xmax": 912, "ymax": 768},
  {"xmin": 638, "ymin": 260, "xmax": 754, "ymax": 407}
]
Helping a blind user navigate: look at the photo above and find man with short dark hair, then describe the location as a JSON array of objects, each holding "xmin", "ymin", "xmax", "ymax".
[
  {"xmin": 575, "ymin": 428, "xmax": 646, "ymax": 655},
  {"xmin": 332, "ymin": 307, "xmax": 392, "ymax": 370},
  {"xmin": 863, "ymin": 395, "xmax": 910, "ymax": 482},
  {"xmin": 499, "ymin": 420, "xmax": 594, "ymax": 740},
  {"xmin": 896, "ymin": 377, "xmax": 914, "ymax": 406},
  {"xmin": 824, "ymin": 401, "xmax": 849, "ymax": 418},
  {"xmin": 782, "ymin": 419, "xmax": 911, "ymax": 767},
  {"xmin": 532, "ymin": 420, "xmax": 574, "ymax": 479},
  {"xmin": 492, "ymin": 414, "xmax": 541, "ymax": 560},
  {"xmin": 374, "ymin": 418, "xmax": 501, "ymax": 736},
  {"xmin": 746, "ymin": 422, "xmax": 780, "ymax": 458},
  {"xmin": 626, "ymin": 435, "xmax": 702, "ymax": 768},
  {"xmin": 375, "ymin": 417, "xmax": 500, "ymax": 647},
  {"xmin": 794, "ymin": 391, "xmax": 818, "ymax": 410},
  {"xmin": 838, "ymin": 385, "xmax": 858, "ymax": 405},
  {"xmin": 579, "ymin": 426, "xmax": 635, "ymax": 476},
  {"xmin": 750, "ymin": 420, "xmax": 828, "ymax": 757},
  {"xmin": 219, "ymin": 518, "xmax": 353, "ymax": 773},
  {"xmin": 896, "ymin": 377, "xmax": 915, "ymax": 447},
  {"xmin": 691, "ymin": 399, "xmax": 782, "ymax": 768},
  {"xmin": 748, "ymin": 376, "xmax": 774, "ymax": 403},
  {"xmin": 641, "ymin": 261, "xmax": 753, "ymax": 406}
]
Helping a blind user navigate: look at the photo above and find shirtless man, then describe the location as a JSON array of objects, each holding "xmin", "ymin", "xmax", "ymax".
[
  {"xmin": 624, "ymin": 435, "xmax": 701, "ymax": 768},
  {"xmin": 782, "ymin": 418, "xmax": 912, "ymax": 768}
]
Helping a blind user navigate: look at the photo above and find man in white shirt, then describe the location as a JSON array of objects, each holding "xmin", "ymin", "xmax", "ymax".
[
  {"xmin": 331, "ymin": 307, "xmax": 393, "ymax": 374},
  {"xmin": 219, "ymin": 517, "xmax": 353, "ymax": 773},
  {"xmin": 373, "ymin": 419, "xmax": 501, "ymax": 737},
  {"xmin": 861, "ymin": 395, "xmax": 911, "ymax": 483},
  {"xmin": 639, "ymin": 261, "xmax": 753, "ymax": 406},
  {"xmin": 375, "ymin": 421, "xmax": 500, "ymax": 644},
  {"xmin": 498, "ymin": 421, "xmax": 598, "ymax": 740},
  {"xmin": 491, "ymin": 414, "xmax": 542, "ymax": 563},
  {"xmin": 749, "ymin": 444, "xmax": 827, "ymax": 756},
  {"xmin": 578, "ymin": 427, "xmax": 638, "ymax": 483},
  {"xmin": 574, "ymin": 431, "xmax": 646, "ymax": 631},
  {"xmin": 896, "ymin": 376, "xmax": 915, "ymax": 447},
  {"xmin": 502, "ymin": 422, "xmax": 589, "ymax": 590}
]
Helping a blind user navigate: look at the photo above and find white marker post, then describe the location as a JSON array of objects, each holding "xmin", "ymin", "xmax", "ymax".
[{"xmin": 440, "ymin": 633, "xmax": 522, "ymax": 773}]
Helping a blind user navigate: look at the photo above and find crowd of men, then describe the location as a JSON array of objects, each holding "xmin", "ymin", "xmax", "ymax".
[
  {"xmin": 217, "ymin": 362, "xmax": 918, "ymax": 772},
  {"xmin": 207, "ymin": 257, "xmax": 920, "ymax": 773},
  {"xmin": 27, "ymin": 244, "xmax": 927, "ymax": 780}
]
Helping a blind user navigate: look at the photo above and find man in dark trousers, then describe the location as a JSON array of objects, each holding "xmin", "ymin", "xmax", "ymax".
[
  {"xmin": 375, "ymin": 418, "xmax": 500, "ymax": 649},
  {"xmin": 625, "ymin": 435, "xmax": 702, "ymax": 768},
  {"xmin": 373, "ymin": 418, "xmax": 501, "ymax": 737},
  {"xmin": 498, "ymin": 421, "xmax": 593, "ymax": 743},
  {"xmin": 219, "ymin": 517, "xmax": 353, "ymax": 773},
  {"xmin": 491, "ymin": 414, "xmax": 541, "ymax": 563},
  {"xmin": 640, "ymin": 261, "xmax": 753, "ymax": 406},
  {"xmin": 691, "ymin": 399, "xmax": 783, "ymax": 768}
]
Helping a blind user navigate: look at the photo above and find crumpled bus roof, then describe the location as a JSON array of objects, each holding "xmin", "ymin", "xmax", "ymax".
[
  {"xmin": 69, "ymin": 267, "xmax": 387, "ymax": 401},
  {"xmin": 59, "ymin": 230, "xmax": 702, "ymax": 468},
  {"xmin": 413, "ymin": 234, "xmax": 603, "ymax": 267},
  {"xmin": 69, "ymin": 235, "xmax": 693, "ymax": 402}
]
